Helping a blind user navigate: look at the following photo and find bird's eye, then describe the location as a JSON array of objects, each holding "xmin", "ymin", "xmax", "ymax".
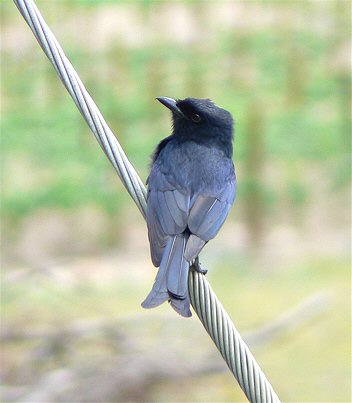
[{"xmin": 191, "ymin": 113, "xmax": 202, "ymax": 123}]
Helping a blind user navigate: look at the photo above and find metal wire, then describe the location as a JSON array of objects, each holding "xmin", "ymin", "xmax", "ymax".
[{"xmin": 13, "ymin": 1, "xmax": 281, "ymax": 401}]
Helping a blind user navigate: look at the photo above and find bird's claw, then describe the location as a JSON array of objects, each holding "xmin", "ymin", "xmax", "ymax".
[{"xmin": 191, "ymin": 258, "xmax": 208, "ymax": 275}]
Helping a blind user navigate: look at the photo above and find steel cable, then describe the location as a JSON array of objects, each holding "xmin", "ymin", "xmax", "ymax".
[{"xmin": 13, "ymin": 1, "xmax": 281, "ymax": 401}]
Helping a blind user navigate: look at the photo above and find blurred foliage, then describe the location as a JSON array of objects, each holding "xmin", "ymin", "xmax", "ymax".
[
  {"xmin": 2, "ymin": 1, "xmax": 351, "ymax": 230},
  {"xmin": 1, "ymin": 1, "xmax": 351, "ymax": 402}
]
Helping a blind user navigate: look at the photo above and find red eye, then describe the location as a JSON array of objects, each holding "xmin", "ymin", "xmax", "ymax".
[{"xmin": 191, "ymin": 113, "xmax": 202, "ymax": 123}]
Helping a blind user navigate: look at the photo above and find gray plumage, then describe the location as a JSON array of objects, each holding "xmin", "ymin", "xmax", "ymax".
[{"xmin": 142, "ymin": 97, "xmax": 236, "ymax": 317}]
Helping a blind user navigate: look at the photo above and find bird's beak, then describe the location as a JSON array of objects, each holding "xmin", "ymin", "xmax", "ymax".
[{"xmin": 156, "ymin": 96, "xmax": 184, "ymax": 117}]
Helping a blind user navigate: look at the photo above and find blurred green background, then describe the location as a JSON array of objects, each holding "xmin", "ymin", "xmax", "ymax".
[{"xmin": 1, "ymin": 1, "xmax": 351, "ymax": 402}]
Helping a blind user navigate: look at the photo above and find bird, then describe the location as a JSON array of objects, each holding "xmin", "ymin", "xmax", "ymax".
[{"xmin": 142, "ymin": 96, "xmax": 236, "ymax": 317}]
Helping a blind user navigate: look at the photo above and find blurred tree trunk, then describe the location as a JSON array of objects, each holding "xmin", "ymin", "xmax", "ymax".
[
  {"xmin": 244, "ymin": 99, "xmax": 265, "ymax": 250},
  {"xmin": 145, "ymin": 54, "xmax": 165, "ymax": 119},
  {"xmin": 285, "ymin": 43, "xmax": 307, "ymax": 109},
  {"xmin": 333, "ymin": 1, "xmax": 351, "ymax": 156}
]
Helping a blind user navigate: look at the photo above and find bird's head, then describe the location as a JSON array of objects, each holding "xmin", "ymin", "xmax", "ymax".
[{"xmin": 156, "ymin": 97, "xmax": 234, "ymax": 150}]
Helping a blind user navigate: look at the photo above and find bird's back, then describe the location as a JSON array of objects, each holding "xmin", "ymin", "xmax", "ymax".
[{"xmin": 152, "ymin": 138, "xmax": 235, "ymax": 197}]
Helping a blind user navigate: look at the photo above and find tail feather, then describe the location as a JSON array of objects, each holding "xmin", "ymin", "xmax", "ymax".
[
  {"xmin": 142, "ymin": 234, "xmax": 192, "ymax": 317},
  {"xmin": 166, "ymin": 235, "xmax": 189, "ymax": 298},
  {"xmin": 141, "ymin": 237, "xmax": 175, "ymax": 309},
  {"xmin": 170, "ymin": 296, "xmax": 192, "ymax": 317}
]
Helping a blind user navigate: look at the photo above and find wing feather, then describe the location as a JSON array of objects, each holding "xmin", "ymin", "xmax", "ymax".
[
  {"xmin": 156, "ymin": 191, "xmax": 176, "ymax": 234},
  {"xmin": 173, "ymin": 190, "xmax": 190, "ymax": 213},
  {"xmin": 188, "ymin": 179, "xmax": 236, "ymax": 242},
  {"xmin": 147, "ymin": 167, "xmax": 190, "ymax": 267},
  {"xmin": 147, "ymin": 162, "xmax": 235, "ymax": 266},
  {"xmin": 147, "ymin": 191, "xmax": 168, "ymax": 266},
  {"xmin": 164, "ymin": 191, "xmax": 187, "ymax": 228}
]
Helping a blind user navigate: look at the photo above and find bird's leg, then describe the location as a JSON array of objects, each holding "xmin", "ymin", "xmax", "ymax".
[{"xmin": 190, "ymin": 256, "xmax": 208, "ymax": 275}]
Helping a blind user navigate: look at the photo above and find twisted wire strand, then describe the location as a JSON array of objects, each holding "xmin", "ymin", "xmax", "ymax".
[
  {"xmin": 188, "ymin": 269, "xmax": 280, "ymax": 402},
  {"xmin": 13, "ymin": 1, "xmax": 280, "ymax": 401}
]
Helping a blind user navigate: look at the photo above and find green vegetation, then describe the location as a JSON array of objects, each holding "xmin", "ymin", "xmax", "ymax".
[
  {"xmin": 2, "ymin": 3, "xmax": 350, "ymax": 225},
  {"xmin": 2, "ymin": 1, "xmax": 350, "ymax": 402}
]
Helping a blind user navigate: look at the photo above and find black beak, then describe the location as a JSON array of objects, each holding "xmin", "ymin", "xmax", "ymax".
[{"xmin": 156, "ymin": 96, "xmax": 184, "ymax": 117}]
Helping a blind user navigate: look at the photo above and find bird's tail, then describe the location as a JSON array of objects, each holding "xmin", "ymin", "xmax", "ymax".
[{"xmin": 142, "ymin": 234, "xmax": 191, "ymax": 317}]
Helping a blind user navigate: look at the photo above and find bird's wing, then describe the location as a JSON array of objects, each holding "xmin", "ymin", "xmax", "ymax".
[
  {"xmin": 147, "ymin": 163, "xmax": 236, "ymax": 266},
  {"xmin": 147, "ymin": 168, "xmax": 190, "ymax": 267},
  {"xmin": 188, "ymin": 178, "xmax": 236, "ymax": 242}
]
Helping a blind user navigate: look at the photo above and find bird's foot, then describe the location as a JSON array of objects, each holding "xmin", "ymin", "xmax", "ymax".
[{"xmin": 190, "ymin": 257, "xmax": 208, "ymax": 275}]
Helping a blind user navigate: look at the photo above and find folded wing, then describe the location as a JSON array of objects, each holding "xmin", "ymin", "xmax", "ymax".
[
  {"xmin": 185, "ymin": 178, "xmax": 236, "ymax": 260},
  {"xmin": 147, "ymin": 168, "xmax": 190, "ymax": 267}
]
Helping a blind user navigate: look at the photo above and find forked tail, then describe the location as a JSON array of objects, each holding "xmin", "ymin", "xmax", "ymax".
[{"xmin": 142, "ymin": 234, "xmax": 191, "ymax": 317}]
